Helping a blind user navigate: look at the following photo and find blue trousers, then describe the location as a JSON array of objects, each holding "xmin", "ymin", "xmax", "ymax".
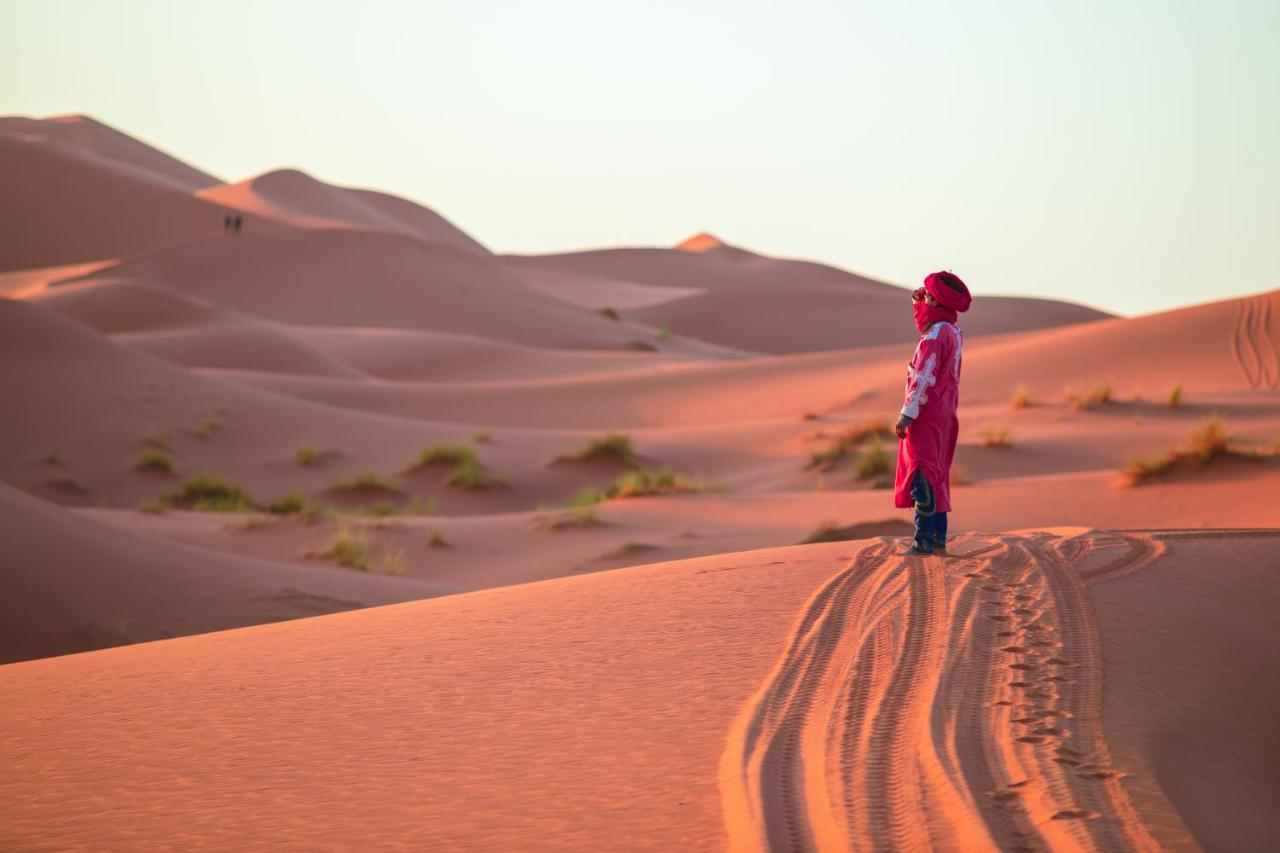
[{"xmin": 910, "ymin": 469, "xmax": 948, "ymax": 545}]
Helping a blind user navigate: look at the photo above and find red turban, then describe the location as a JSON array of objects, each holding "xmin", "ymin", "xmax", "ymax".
[{"xmin": 923, "ymin": 271, "xmax": 971, "ymax": 313}]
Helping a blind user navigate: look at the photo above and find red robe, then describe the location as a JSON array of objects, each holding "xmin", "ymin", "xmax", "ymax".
[{"xmin": 894, "ymin": 320, "xmax": 963, "ymax": 513}]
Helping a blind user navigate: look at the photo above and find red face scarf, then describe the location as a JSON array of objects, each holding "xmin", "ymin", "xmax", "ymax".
[{"xmin": 913, "ymin": 299, "xmax": 958, "ymax": 333}]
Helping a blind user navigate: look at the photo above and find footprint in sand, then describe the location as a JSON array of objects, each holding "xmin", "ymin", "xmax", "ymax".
[{"xmin": 1051, "ymin": 809, "xmax": 1100, "ymax": 820}]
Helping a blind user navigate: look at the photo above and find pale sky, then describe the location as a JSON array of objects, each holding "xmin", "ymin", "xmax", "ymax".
[{"xmin": 3, "ymin": 0, "xmax": 1277, "ymax": 315}]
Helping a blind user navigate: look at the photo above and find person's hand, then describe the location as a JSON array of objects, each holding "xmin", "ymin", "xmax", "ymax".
[{"xmin": 895, "ymin": 416, "xmax": 912, "ymax": 439}]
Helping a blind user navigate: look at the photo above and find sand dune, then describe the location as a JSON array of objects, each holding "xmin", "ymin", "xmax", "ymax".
[
  {"xmin": 201, "ymin": 288, "xmax": 1280, "ymax": 434},
  {"xmin": 0, "ymin": 132, "xmax": 286, "ymax": 273},
  {"xmin": 48, "ymin": 228, "xmax": 654, "ymax": 348},
  {"xmin": 198, "ymin": 168, "xmax": 491, "ymax": 255},
  {"xmin": 507, "ymin": 238, "xmax": 1113, "ymax": 354},
  {"xmin": 3, "ymin": 530, "xmax": 1273, "ymax": 849},
  {"xmin": 0, "ymin": 114, "xmax": 221, "ymax": 192},
  {"xmin": 0, "ymin": 482, "xmax": 447, "ymax": 665}
]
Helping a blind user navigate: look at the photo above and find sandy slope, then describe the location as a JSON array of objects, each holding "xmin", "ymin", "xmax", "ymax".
[
  {"xmin": 198, "ymin": 168, "xmax": 491, "ymax": 254},
  {"xmin": 0, "ymin": 114, "xmax": 222, "ymax": 192},
  {"xmin": 0, "ymin": 133, "xmax": 285, "ymax": 273},
  {"xmin": 3, "ymin": 530, "xmax": 1273, "ymax": 849},
  {"xmin": 46, "ymin": 228, "xmax": 653, "ymax": 348},
  {"xmin": 0, "ymin": 482, "xmax": 448, "ymax": 665},
  {"xmin": 506, "ymin": 237, "xmax": 1113, "ymax": 354}
]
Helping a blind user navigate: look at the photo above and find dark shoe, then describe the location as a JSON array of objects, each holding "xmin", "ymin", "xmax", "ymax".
[
  {"xmin": 910, "ymin": 536, "xmax": 934, "ymax": 555},
  {"xmin": 932, "ymin": 537, "xmax": 948, "ymax": 552}
]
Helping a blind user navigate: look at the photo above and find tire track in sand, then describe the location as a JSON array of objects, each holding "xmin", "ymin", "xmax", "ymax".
[
  {"xmin": 1232, "ymin": 297, "xmax": 1280, "ymax": 389},
  {"xmin": 720, "ymin": 531, "xmax": 1167, "ymax": 852}
]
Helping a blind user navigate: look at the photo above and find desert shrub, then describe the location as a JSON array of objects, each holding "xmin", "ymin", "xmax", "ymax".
[
  {"xmin": 1011, "ymin": 385, "xmax": 1031, "ymax": 409},
  {"xmin": 1121, "ymin": 415, "xmax": 1234, "ymax": 486},
  {"xmin": 1187, "ymin": 415, "xmax": 1229, "ymax": 461},
  {"xmin": 366, "ymin": 501, "xmax": 399, "ymax": 517},
  {"xmin": 535, "ymin": 489, "xmax": 604, "ymax": 530},
  {"xmin": 808, "ymin": 418, "xmax": 894, "ymax": 469},
  {"xmin": 607, "ymin": 467, "xmax": 706, "ymax": 498},
  {"xmin": 413, "ymin": 494, "xmax": 440, "ymax": 515},
  {"xmin": 137, "ymin": 499, "xmax": 168, "ymax": 515},
  {"xmin": 472, "ymin": 429, "xmax": 493, "ymax": 444},
  {"xmin": 554, "ymin": 433, "xmax": 638, "ymax": 467},
  {"xmin": 1068, "ymin": 384, "xmax": 1113, "ymax": 411},
  {"xmin": 135, "ymin": 449, "xmax": 175, "ymax": 473},
  {"xmin": 853, "ymin": 438, "xmax": 893, "ymax": 479},
  {"xmin": 657, "ymin": 325, "xmax": 671, "ymax": 341},
  {"xmin": 266, "ymin": 492, "xmax": 309, "ymax": 515},
  {"xmin": 801, "ymin": 412, "xmax": 820, "ymax": 421},
  {"xmin": 446, "ymin": 457, "xmax": 505, "ymax": 489},
  {"xmin": 167, "ymin": 473, "xmax": 254, "ymax": 512},
  {"xmin": 1166, "ymin": 384, "xmax": 1183, "ymax": 409},
  {"xmin": 296, "ymin": 444, "xmax": 318, "ymax": 466},
  {"xmin": 378, "ymin": 547, "xmax": 407, "ymax": 576},
  {"xmin": 331, "ymin": 470, "xmax": 397, "ymax": 491},
  {"xmin": 598, "ymin": 306, "xmax": 621, "ymax": 321},
  {"xmin": 190, "ymin": 415, "xmax": 220, "ymax": 438},
  {"xmin": 425, "ymin": 528, "xmax": 448, "ymax": 547},
  {"xmin": 980, "ymin": 425, "xmax": 1014, "ymax": 448},
  {"xmin": 410, "ymin": 443, "xmax": 476, "ymax": 469},
  {"xmin": 325, "ymin": 525, "xmax": 370, "ymax": 570}
]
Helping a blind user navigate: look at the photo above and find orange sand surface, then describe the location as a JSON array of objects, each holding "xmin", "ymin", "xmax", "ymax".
[
  {"xmin": 4, "ymin": 530, "xmax": 1276, "ymax": 849},
  {"xmin": 3, "ymin": 113, "xmax": 1279, "ymax": 850}
]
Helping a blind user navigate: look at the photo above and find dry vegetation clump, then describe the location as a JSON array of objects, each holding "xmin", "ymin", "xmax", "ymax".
[
  {"xmin": 135, "ymin": 449, "xmax": 175, "ymax": 473},
  {"xmin": 1166, "ymin": 384, "xmax": 1183, "ymax": 408},
  {"xmin": 165, "ymin": 473, "xmax": 254, "ymax": 512},
  {"xmin": 137, "ymin": 499, "xmax": 167, "ymax": 514},
  {"xmin": 853, "ymin": 438, "xmax": 893, "ymax": 480},
  {"xmin": 190, "ymin": 415, "xmax": 220, "ymax": 438},
  {"xmin": 472, "ymin": 429, "xmax": 493, "ymax": 444},
  {"xmin": 1066, "ymin": 384, "xmax": 1113, "ymax": 411},
  {"xmin": 295, "ymin": 444, "xmax": 318, "ymax": 466},
  {"xmin": 1121, "ymin": 415, "xmax": 1238, "ymax": 486},
  {"xmin": 324, "ymin": 525, "xmax": 370, "ymax": 570},
  {"xmin": 1011, "ymin": 385, "xmax": 1032, "ymax": 409},
  {"xmin": 329, "ymin": 470, "xmax": 400, "ymax": 494},
  {"xmin": 598, "ymin": 306, "xmax": 621, "ymax": 321},
  {"xmin": 425, "ymin": 528, "xmax": 449, "ymax": 547},
  {"xmin": 801, "ymin": 412, "xmax": 820, "ymax": 421},
  {"xmin": 409, "ymin": 443, "xmax": 504, "ymax": 489},
  {"xmin": 534, "ymin": 490, "xmax": 604, "ymax": 530},
  {"xmin": 979, "ymin": 425, "xmax": 1014, "ymax": 448},
  {"xmin": 606, "ymin": 468, "xmax": 707, "ymax": 498},
  {"xmin": 553, "ymin": 433, "xmax": 639, "ymax": 467},
  {"xmin": 807, "ymin": 418, "xmax": 895, "ymax": 470},
  {"xmin": 265, "ymin": 491, "xmax": 311, "ymax": 516}
]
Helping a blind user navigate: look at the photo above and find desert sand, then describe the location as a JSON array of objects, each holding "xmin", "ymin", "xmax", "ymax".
[{"xmin": 2, "ymin": 114, "xmax": 1278, "ymax": 850}]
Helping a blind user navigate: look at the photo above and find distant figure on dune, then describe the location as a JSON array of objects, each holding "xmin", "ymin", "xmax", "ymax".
[
  {"xmin": 894, "ymin": 271, "xmax": 971, "ymax": 554},
  {"xmin": 233, "ymin": 214, "xmax": 243, "ymax": 235},
  {"xmin": 223, "ymin": 213, "xmax": 232, "ymax": 235}
]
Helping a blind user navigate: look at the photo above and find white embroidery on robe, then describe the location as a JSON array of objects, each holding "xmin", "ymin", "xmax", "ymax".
[{"xmin": 901, "ymin": 352, "xmax": 938, "ymax": 419}]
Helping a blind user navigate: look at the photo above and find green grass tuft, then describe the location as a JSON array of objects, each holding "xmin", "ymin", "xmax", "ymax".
[
  {"xmin": 135, "ymin": 449, "xmax": 175, "ymax": 474},
  {"xmin": 166, "ymin": 473, "xmax": 254, "ymax": 512},
  {"xmin": 554, "ymin": 433, "xmax": 639, "ymax": 467},
  {"xmin": 807, "ymin": 418, "xmax": 895, "ymax": 470},
  {"xmin": 852, "ymin": 438, "xmax": 894, "ymax": 480},
  {"xmin": 979, "ymin": 425, "xmax": 1014, "ymax": 448}
]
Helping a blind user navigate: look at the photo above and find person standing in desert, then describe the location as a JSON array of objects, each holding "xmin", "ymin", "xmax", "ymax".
[{"xmin": 893, "ymin": 271, "xmax": 972, "ymax": 554}]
